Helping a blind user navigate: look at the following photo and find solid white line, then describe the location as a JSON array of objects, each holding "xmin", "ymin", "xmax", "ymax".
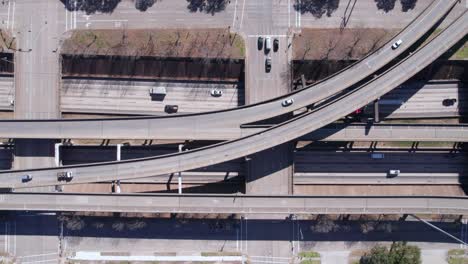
[
  {"xmin": 3, "ymin": 224, "xmax": 5, "ymax": 253},
  {"xmin": 65, "ymin": 5, "xmax": 68, "ymax": 31},
  {"xmin": 11, "ymin": 1, "xmax": 15, "ymax": 31},
  {"xmin": 239, "ymin": 0, "xmax": 246, "ymax": 29},
  {"xmin": 22, "ymin": 259, "xmax": 58, "ymax": 264},
  {"xmin": 18, "ymin": 253, "xmax": 59, "ymax": 259},
  {"xmin": 248, "ymin": 34, "xmax": 287, "ymax": 37},
  {"xmin": 288, "ymin": 0, "xmax": 290, "ymax": 28},
  {"xmin": 6, "ymin": 0, "xmax": 10, "ymax": 29},
  {"xmin": 80, "ymin": 19, "xmax": 128, "ymax": 22},
  {"xmin": 73, "ymin": 0, "xmax": 77, "ymax": 29},
  {"xmin": 298, "ymin": 0, "xmax": 301, "ymax": 28},
  {"xmin": 232, "ymin": 0, "xmax": 238, "ymax": 28},
  {"xmin": 295, "ymin": 2, "xmax": 298, "ymax": 28}
]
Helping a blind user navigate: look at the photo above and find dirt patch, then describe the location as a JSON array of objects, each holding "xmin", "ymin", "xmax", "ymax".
[
  {"xmin": 0, "ymin": 29, "xmax": 15, "ymax": 52},
  {"xmin": 293, "ymin": 28, "xmax": 398, "ymax": 61},
  {"xmin": 62, "ymin": 28, "xmax": 245, "ymax": 59}
]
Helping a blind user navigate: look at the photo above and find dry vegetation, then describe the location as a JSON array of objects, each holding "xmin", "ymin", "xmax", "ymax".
[
  {"xmin": 293, "ymin": 28, "xmax": 399, "ymax": 60},
  {"xmin": 62, "ymin": 28, "xmax": 245, "ymax": 59},
  {"xmin": 0, "ymin": 29, "xmax": 15, "ymax": 52}
]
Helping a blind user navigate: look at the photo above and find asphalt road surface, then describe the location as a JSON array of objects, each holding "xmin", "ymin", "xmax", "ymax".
[{"xmin": 61, "ymin": 78, "xmax": 242, "ymax": 115}]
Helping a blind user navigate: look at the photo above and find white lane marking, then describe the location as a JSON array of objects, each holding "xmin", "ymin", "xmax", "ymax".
[
  {"xmin": 79, "ymin": 19, "xmax": 128, "ymax": 23},
  {"xmin": 298, "ymin": 0, "xmax": 301, "ymax": 28},
  {"xmin": 232, "ymin": 0, "xmax": 238, "ymax": 28},
  {"xmin": 239, "ymin": 0, "xmax": 246, "ymax": 29},
  {"xmin": 4, "ymin": 222, "xmax": 7, "ymax": 253},
  {"xmin": 6, "ymin": 0, "xmax": 10, "ymax": 29},
  {"xmin": 65, "ymin": 4, "xmax": 68, "ymax": 31},
  {"xmin": 22, "ymin": 259, "xmax": 59, "ymax": 264},
  {"xmin": 73, "ymin": 0, "xmax": 77, "ymax": 29},
  {"xmin": 248, "ymin": 34, "xmax": 287, "ymax": 37},
  {"xmin": 10, "ymin": 1, "xmax": 15, "ymax": 31},
  {"xmin": 17, "ymin": 253, "xmax": 59, "ymax": 259},
  {"xmin": 288, "ymin": 0, "xmax": 290, "ymax": 28}
]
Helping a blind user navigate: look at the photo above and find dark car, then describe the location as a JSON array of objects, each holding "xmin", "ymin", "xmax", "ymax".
[
  {"xmin": 257, "ymin": 37, "xmax": 263, "ymax": 50},
  {"xmin": 265, "ymin": 58, "xmax": 272, "ymax": 73},
  {"xmin": 273, "ymin": 38, "xmax": 279, "ymax": 52},
  {"xmin": 21, "ymin": 174, "xmax": 32, "ymax": 183},
  {"xmin": 165, "ymin": 105, "xmax": 179, "ymax": 114}
]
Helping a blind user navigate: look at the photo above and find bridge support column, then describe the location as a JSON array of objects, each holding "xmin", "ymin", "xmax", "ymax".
[
  {"xmin": 178, "ymin": 144, "xmax": 184, "ymax": 194},
  {"xmin": 54, "ymin": 143, "xmax": 62, "ymax": 167},
  {"xmin": 374, "ymin": 98, "xmax": 380, "ymax": 123},
  {"xmin": 116, "ymin": 144, "xmax": 122, "ymax": 161}
]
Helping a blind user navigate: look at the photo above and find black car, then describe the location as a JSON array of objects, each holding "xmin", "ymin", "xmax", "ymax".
[
  {"xmin": 165, "ymin": 105, "xmax": 179, "ymax": 114},
  {"xmin": 273, "ymin": 38, "xmax": 279, "ymax": 52},
  {"xmin": 257, "ymin": 37, "xmax": 263, "ymax": 50},
  {"xmin": 265, "ymin": 58, "xmax": 272, "ymax": 73}
]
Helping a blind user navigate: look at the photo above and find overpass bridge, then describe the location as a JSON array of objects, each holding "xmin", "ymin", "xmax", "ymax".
[
  {"xmin": 0, "ymin": 193, "xmax": 466, "ymax": 215},
  {"xmin": 0, "ymin": 0, "xmax": 459, "ymax": 141},
  {"xmin": 0, "ymin": 9, "xmax": 466, "ymax": 189}
]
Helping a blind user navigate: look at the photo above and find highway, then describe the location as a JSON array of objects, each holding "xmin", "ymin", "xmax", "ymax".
[
  {"xmin": 294, "ymin": 151, "xmax": 467, "ymax": 185},
  {"xmin": 0, "ymin": 193, "xmax": 467, "ymax": 215},
  {"xmin": 0, "ymin": 75, "xmax": 13, "ymax": 111},
  {"xmin": 2, "ymin": 146, "xmax": 466, "ymax": 186},
  {"xmin": 373, "ymin": 81, "xmax": 466, "ymax": 119},
  {"xmin": 0, "ymin": 9, "xmax": 465, "ymax": 189},
  {"xmin": 61, "ymin": 78, "xmax": 242, "ymax": 115},
  {"xmin": 0, "ymin": 0, "xmax": 458, "ymax": 140}
]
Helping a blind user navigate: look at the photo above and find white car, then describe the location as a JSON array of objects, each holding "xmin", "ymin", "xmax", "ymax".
[
  {"xmin": 388, "ymin": 169, "xmax": 400, "ymax": 177},
  {"xmin": 391, "ymin": 39, "xmax": 403, "ymax": 49},
  {"xmin": 282, "ymin": 98, "xmax": 294, "ymax": 107},
  {"xmin": 210, "ymin": 89, "xmax": 223, "ymax": 97}
]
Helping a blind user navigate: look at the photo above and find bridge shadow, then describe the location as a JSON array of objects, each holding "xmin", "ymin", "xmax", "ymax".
[{"xmin": 0, "ymin": 213, "xmax": 465, "ymax": 244}]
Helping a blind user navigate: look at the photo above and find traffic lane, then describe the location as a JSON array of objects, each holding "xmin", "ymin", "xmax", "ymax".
[
  {"xmin": 0, "ymin": 76, "xmax": 13, "ymax": 110},
  {"xmin": 295, "ymin": 152, "xmax": 468, "ymax": 173},
  {"xmin": 14, "ymin": 0, "xmax": 60, "ymax": 119},
  {"xmin": 61, "ymin": 79, "xmax": 242, "ymax": 115},
  {"xmin": 61, "ymin": 0, "xmax": 235, "ymax": 31},
  {"xmin": 245, "ymin": 35, "xmax": 289, "ymax": 104}
]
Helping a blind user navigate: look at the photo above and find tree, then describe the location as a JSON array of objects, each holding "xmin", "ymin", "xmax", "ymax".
[
  {"xmin": 400, "ymin": 0, "xmax": 417, "ymax": 12},
  {"xmin": 360, "ymin": 245, "xmax": 391, "ymax": 264},
  {"xmin": 186, "ymin": 0, "xmax": 229, "ymax": 15},
  {"xmin": 388, "ymin": 242, "xmax": 421, "ymax": 264},
  {"xmin": 374, "ymin": 0, "xmax": 397, "ymax": 13},
  {"xmin": 294, "ymin": 0, "xmax": 340, "ymax": 18},
  {"xmin": 360, "ymin": 242, "xmax": 421, "ymax": 264}
]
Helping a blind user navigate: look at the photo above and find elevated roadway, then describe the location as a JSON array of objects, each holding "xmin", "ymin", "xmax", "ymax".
[
  {"xmin": 0, "ymin": 10, "xmax": 466, "ymax": 189},
  {"xmin": 0, "ymin": 0, "xmax": 458, "ymax": 140},
  {"xmin": 0, "ymin": 193, "xmax": 467, "ymax": 215}
]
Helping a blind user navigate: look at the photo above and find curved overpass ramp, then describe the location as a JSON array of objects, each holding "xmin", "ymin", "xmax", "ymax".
[
  {"xmin": 0, "ymin": 0, "xmax": 459, "ymax": 140},
  {"xmin": 1, "ymin": 10, "xmax": 466, "ymax": 189},
  {"xmin": 0, "ymin": 193, "xmax": 467, "ymax": 215}
]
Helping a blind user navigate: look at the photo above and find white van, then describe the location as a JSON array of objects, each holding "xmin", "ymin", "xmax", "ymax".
[{"xmin": 265, "ymin": 37, "xmax": 271, "ymax": 52}]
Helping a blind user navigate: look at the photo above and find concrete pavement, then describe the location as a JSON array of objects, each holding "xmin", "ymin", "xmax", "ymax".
[
  {"xmin": 61, "ymin": 78, "xmax": 242, "ymax": 115},
  {"xmin": 1, "ymin": 193, "xmax": 468, "ymax": 215}
]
